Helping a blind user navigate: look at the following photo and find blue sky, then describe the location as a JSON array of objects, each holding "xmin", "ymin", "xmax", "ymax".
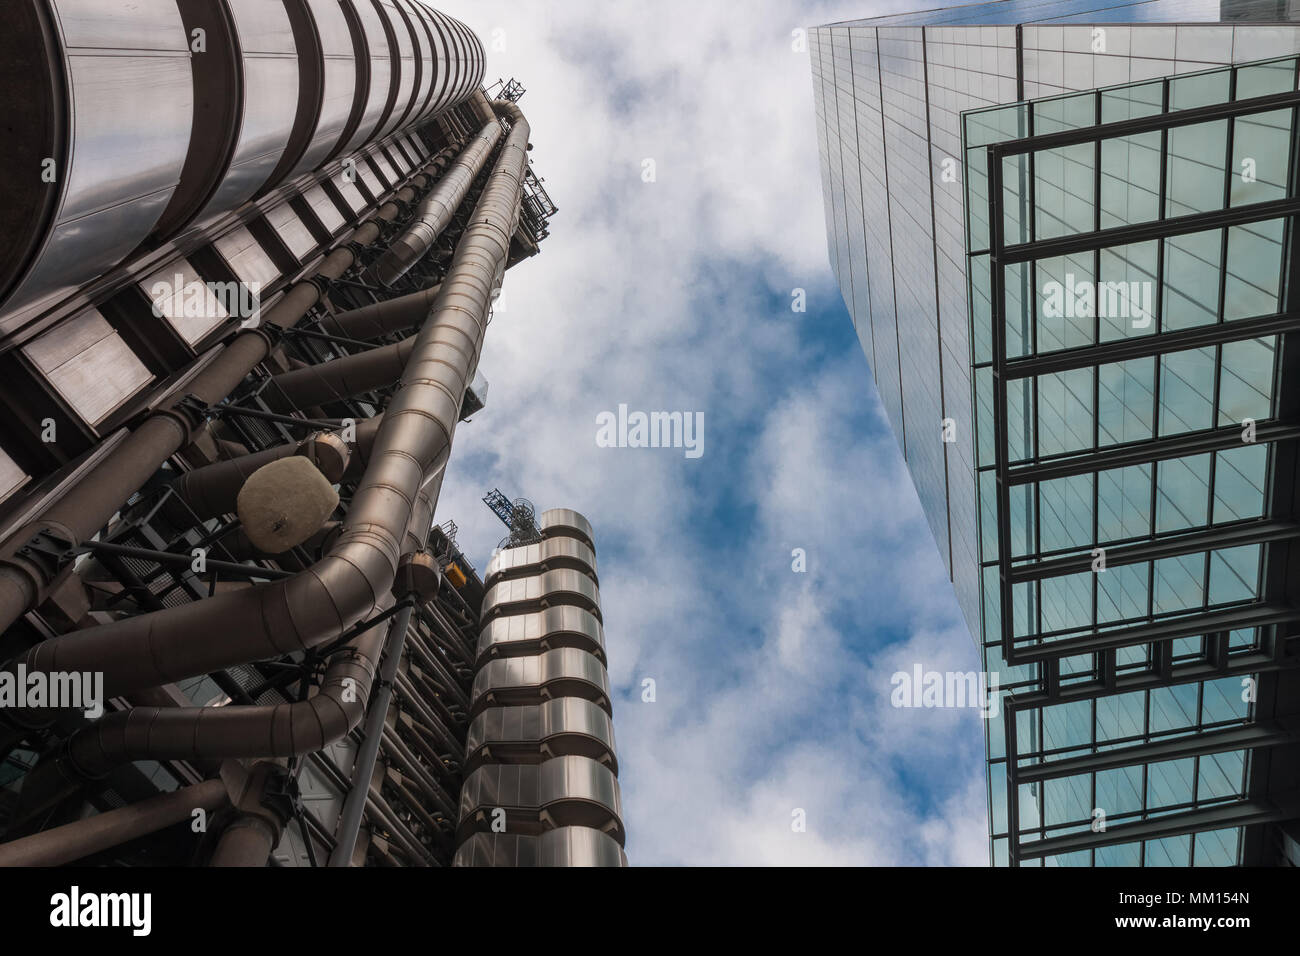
[{"xmin": 437, "ymin": 0, "xmax": 990, "ymax": 864}]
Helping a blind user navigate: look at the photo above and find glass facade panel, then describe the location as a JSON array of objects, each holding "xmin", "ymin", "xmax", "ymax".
[{"xmin": 814, "ymin": 9, "xmax": 1300, "ymax": 866}]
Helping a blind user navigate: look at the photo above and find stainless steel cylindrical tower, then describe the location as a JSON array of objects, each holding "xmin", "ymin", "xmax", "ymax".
[{"xmin": 455, "ymin": 509, "xmax": 628, "ymax": 867}]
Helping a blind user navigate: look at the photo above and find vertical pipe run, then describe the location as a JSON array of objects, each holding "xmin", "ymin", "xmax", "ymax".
[{"xmin": 328, "ymin": 604, "xmax": 413, "ymax": 867}]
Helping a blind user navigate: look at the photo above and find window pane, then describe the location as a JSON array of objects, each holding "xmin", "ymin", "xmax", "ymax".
[
  {"xmin": 1162, "ymin": 229, "xmax": 1221, "ymax": 331},
  {"xmin": 1166, "ymin": 120, "xmax": 1228, "ymax": 218},
  {"xmin": 1039, "ymin": 472, "xmax": 1092, "ymax": 553},
  {"xmin": 1230, "ymin": 109, "xmax": 1292, "ymax": 207},
  {"xmin": 1159, "ymin": 347, "xmax": 1215, "ymax": 436},
  {"xmin": 1156, "ymin": 454, "xmax": 1210, "ymax": 533},
  {"xmin": 1224, "ymin": 219, "xmax": 1284, "ymax": 320},
  {"xmin": 1208, "ymin": 544, "xmax": 1260, "ymax": 605},
  {"xmin": 1004, "ymin": 153, "xmax": 1030, "ymax": 245},
  {"xmin": 1098, "ymin": 464, "xmax": 1151, "ymax": 542},
  {"xmin": 1036, "ymin": 142, "xmax": 1095, "ymax": 240},
  {"xmin": 1098, "ymin": 561, "xmax": 1147, "ymax": 623},
  {"xmin": 1217, "ymin": 336, "xmax": 1276, "ymax": 427},
  {"xmin": 1170, "ymin": 68, "xmax": 1231, "ymax": 110},
  {"xmin": 1099, "ymin": 241, "xmax": 1157, "ymax": 341},
  {"xmin": 1154, "ymin": 552, "xmax": 1204, "ymax": 613},
  {"xmin": 1101, "ymin": 131, "xmax": 1161, "ymax": 229},
  {"xmin": 1101, "ymin": 79, "xmax": 1163, "ymax": 123},
  {"xmin": 1035, "ymin": 253, "xmax": 1094, "ymax": 352},
  {"xmin": 1038, "ymin": 367, "xmax": 1093, "ymax": 456},
  {"xmin": 1212, "ymin": 444, "xmax": 1267, "ymax": 523},
  {"xmin": 1099, "ymin": 357, "xmax": 1154, "ymax": 446},
  {"xmin": 1234, "ymin": 58, "xmax": 1297, "ymax": 99},
  {"xmin": 1005, "ymin": 261, "xmax": 1032, "ymax": 358}
]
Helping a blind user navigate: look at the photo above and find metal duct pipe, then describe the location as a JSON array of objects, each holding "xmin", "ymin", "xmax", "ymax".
[
  {"xmin": 403, "ymin": 467, "xmax": 444, "ymax": 564},
  {"xmin": 380, "ymin": 729, "xmax": 457, "ymax": 815},
  {"xmin": 0, "ymin": 777, "xmax": 228, "ymax": 867},
  {"xmin": 319, "ymin": 285, "xmax": 443, "ymax": 340},
  {"xmin": 330, "ymin": 466, "xmax": 438, "ymax": 868},
  {"xmin": 207, "ymin": 762, "xmax": 292, "ymax": 868},
  {"xmin": 422, "ymin": 600, "xmax": 477, "ymax": 663},
  {"xmin": 8, "ymin": 610, "xmax": 387, "ymax": 821},
  {"xmin": 394, "ymin": 673, "xmax": 462, "ymax": 758},
  {"xmin": 168, "ymin": 432, "xmax": 350, "ymax": 523},
  {"xmin": 208, "ymin": 817, "xmax": 280, "ymax": 868},
  {"xmin": 0, "ymin": 163, "xmax": 433, "ymax": 638},
  {"xmin": 369, "ymin": 119, "xmax": 504, "ymax": 287},
  {"xmin": 365, "ymin": 791, "xmax": 435, "ymax": 866},
  {"xmin": 394, "ymin": 717, "xmax": 461, "ymax": 795},
  {"xmin": 3, "ymin": 103, "xmax": 530, "ymax": 742},
  {"xmin": 217, "ymin": 521, "xmax": 341, "ymax": 563},
  {"xmin": 405, "ymin": 631, "xmax": 470, "ymax": 710},
  {"xmin": 262, "ymin": 336, "xmax": 418, "ymax": 413},
  {"xmin": 390, "ymin": 773, "xmax": 446, "ymax": 838},
  {"xmin": 342, "ymin": 414, "xmax": 386, "ymax": 481},
  {"xmin": 328, "ymin": 604, "xmax": 413, "ymax": 867}
]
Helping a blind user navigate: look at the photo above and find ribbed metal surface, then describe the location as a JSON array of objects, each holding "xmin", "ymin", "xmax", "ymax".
[
  {"xmin": 456, "ymin": 509, "xmax": 625, "ymax": 866},
  {"xmin": 470, "ymin": 647, "xmax": 613, "ymax": 716},
  {"xmin": 476, "ymin": 605, "xmax": 607, "ymax": 665},
  {"xmin": 0, "ymin": 0, "xmax": 485, "ymax": 324},
  {"xmin": 480, "ymin": 568, "xmax": 603, "ymax": 621},
  {"xmin": 457, "ymin": 756, "xmax": 625, "ymax": 846},
  {"xmin": 466, "ymin": 697, "xmax": 618, "ymax": 772},
  {"xmin": 483, "ymin": 534, "xmax": 598, "ymax": 588},
  {"xmin": 452, "ymin": 827, "xmax": 628, "ymax": 867}
]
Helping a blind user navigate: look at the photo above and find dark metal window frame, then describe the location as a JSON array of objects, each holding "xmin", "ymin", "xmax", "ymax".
[
  {"xmin": 986, "ymin": 86, "xmax": 1300, "ymax": 669},
  {"xmin": 980, "ymin": 80, "xmax": 1300, "ymax": 865}
]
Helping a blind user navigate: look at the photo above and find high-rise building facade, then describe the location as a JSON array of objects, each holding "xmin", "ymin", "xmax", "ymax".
[
  {"xmin": 0, "ymin": 1, "xmax": 623, "ymax": 868},
  {"xmin": 812, "ymin": 2, "xmax": 1300, "ymax": 865}
]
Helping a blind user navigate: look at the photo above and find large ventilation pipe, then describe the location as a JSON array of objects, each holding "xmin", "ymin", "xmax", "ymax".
[
  {"xmin": 2, "ymin": 104, "xmax": 531, "ymax": 767},
  {"xmin": 368, "ymin": 118, "xmax": 504, "ymax": 287},
  {"xmin": 0, "ymin": 157, "xmax": 439, "ymax": 636}
]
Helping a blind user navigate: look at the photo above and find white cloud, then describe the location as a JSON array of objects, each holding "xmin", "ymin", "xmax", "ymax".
[{"xmin": 432, "ymin": 0, "xmax": 990, "ymax": 864}]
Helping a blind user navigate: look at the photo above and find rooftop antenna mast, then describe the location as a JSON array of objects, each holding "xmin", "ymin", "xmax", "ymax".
[{"xmin": 482, "ymin": 488, "xmax": 542, "ymax": 551}]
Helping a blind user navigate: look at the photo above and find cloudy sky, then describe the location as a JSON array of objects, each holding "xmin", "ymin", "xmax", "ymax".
[{"xmin": 436, "ymin": 0, "xmax": 990, "ymax": 865}]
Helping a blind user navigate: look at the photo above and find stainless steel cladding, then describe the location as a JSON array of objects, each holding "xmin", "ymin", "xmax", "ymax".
[
  {"xmin": 456, "ymin": 510, "xmax": 626, "ymax": 866},
  {"xmin": 0, "ymin": 0, "xmax": 485, "ymax": 322},
  {"xmin": 453, "ymin": 827, "xmax": 629, "ymax": 868},
  {"xmin": 0, "ymin": 0, "xmax": 193, "ymax": 333}
]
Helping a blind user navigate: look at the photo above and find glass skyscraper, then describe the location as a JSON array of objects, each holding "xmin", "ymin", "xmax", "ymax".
[{"xmin": 812, "ymin": 1, "xmax": 1300, "ymax": 865}]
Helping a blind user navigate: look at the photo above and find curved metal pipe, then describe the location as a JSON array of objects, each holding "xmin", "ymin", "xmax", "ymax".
[
  {"xmin": 6, "ymin": 612, "xmax": 387, "ymax": 821},
  {"xmin": 368, "ymin": 119, "xmax": 504, "ymax": 287},
  {"xmin": 405, "ymin": 630, "xmax": 469, "ymax": 710},
  {"xmin": 208, "ymin": 815, "xmax": 281, "ymax": 868}
]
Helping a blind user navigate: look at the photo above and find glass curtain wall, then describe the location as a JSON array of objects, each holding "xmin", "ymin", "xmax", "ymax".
[{"xmin": 964, "ymin": 56, "xmax": 1300, "ymax": 865}]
